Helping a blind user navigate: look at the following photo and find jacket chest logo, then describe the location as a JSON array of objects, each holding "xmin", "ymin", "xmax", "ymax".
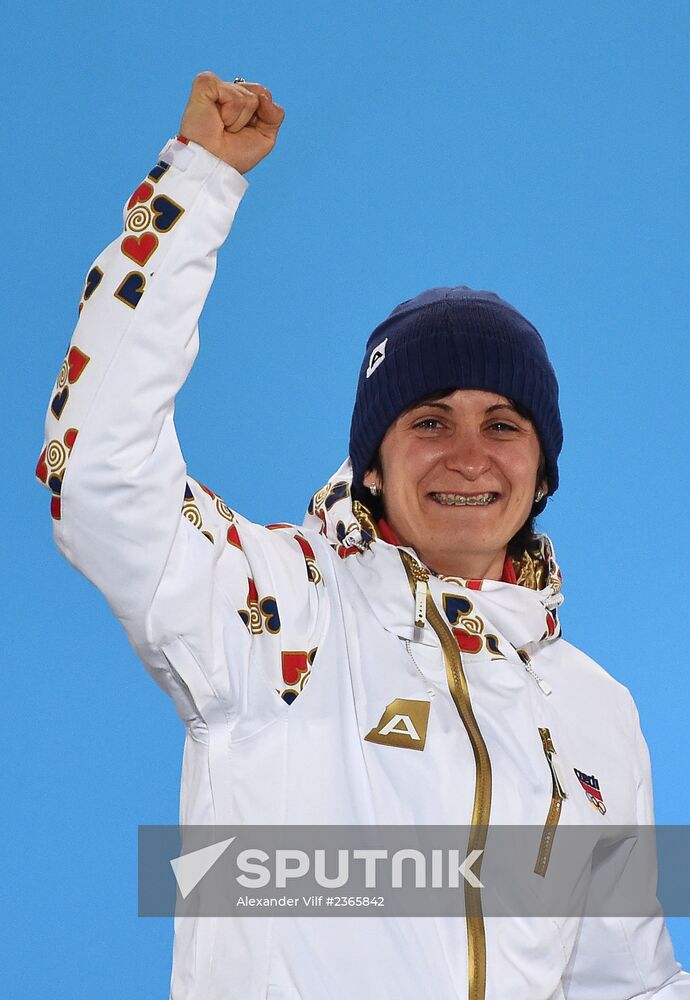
[
  {"xmin": 574, "ymin": 767, "xmax": 607, "ymax": 814},
  {"xmin": 364, "ymin": 698, "xmax": 430, "ymax": 751}
]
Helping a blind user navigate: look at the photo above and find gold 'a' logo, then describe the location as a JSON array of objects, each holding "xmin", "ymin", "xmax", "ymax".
[{"xmin": 364, "ymin": 699, "xmax": 431, "ymax": 751}]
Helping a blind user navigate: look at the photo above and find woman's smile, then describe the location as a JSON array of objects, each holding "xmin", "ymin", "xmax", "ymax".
[{"xmin": 428, "ymin": 491, "xmax": 499, "ymax": 506}]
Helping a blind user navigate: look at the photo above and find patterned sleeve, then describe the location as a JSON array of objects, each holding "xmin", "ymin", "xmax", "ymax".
[{"xmin": 35, "ymin": 137, "xmax": 250, "ymax": 660}]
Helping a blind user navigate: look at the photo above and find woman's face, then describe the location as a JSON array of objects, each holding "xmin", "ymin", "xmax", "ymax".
[{"xmin": 366, "ymin": 389, "xmax": 547, "ymax": 580}]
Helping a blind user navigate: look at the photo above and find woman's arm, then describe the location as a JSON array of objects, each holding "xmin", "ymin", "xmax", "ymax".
[
  {"xmin": 561, "ymin": 696, "xmax": 689, "ymax": 997},
  {"xmin": 35, "ymin": 74, "xmax": 284, "ymax": 658}
]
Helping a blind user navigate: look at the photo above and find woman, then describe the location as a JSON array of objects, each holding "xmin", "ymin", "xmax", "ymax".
[{"xmin": 37, "ymin": 73, "xmax": 688, "ymax": 999}]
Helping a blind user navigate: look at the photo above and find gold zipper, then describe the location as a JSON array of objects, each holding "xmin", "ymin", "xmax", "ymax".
[
  {"xmin": 534, "ymin": 727, "xmax": 567, "ymax": 877},
  {"xmin": 400, "ymin": 550, "xmax": 492, "ymax": 1000}
]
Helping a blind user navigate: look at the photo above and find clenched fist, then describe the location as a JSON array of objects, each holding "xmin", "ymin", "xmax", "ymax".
[{"xmin": 179, "ymin": 71, "xmax": 285, "ymax": 174}]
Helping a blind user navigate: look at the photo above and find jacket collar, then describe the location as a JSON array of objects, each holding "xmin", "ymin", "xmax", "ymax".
[
  {"xmin": 377, "ymin": 516, "xmax": 519, "ymax": 585},
  {"xmin": 303, "ymin": 458, "xmax": 564, "ymax": 653}
]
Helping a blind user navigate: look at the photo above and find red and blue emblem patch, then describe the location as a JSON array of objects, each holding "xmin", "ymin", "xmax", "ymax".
[{"xmin": 574, "ymin": 768, "xmax": 607, "ymax": 815}]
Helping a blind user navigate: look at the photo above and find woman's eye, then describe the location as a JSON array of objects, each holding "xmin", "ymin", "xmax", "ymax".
[
  {"xmin": 489, "ymin": 421, "xmax": 519, "ymax": 433},
  {"xmin": 413, "ymin": 418, "xmax": 443, "ymax": 430}
]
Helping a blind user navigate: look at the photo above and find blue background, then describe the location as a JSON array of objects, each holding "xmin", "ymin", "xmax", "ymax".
[{"xmin": 4, "ymin": 0, "xmax": 688, "ymax": 994}]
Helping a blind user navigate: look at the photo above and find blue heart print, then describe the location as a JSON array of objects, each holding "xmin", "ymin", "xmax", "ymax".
[
  {"xmin": 114, "ymin": 272, "xmax": 146, "ymax": 309},
  {"xmin": 51, "ymin": 387, "xmax": 70, "ymax": 419},
  {"xmin": 84, "ymin": 267, "xmax": 104, "ymax": 301},
  {"xmin": 147, "ymin": 161, "xmax": 170, "ymax": 183},
  {"xmin": 151, "ymin": 196, "xmax": 184, "ymax": 233}
]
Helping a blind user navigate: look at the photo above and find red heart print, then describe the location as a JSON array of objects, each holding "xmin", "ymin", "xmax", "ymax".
[
  {"xmin": 227, "ymin": 524, "xmax": 242, "ymax": 548},
  {"xmin": 35, "ymin": 448, "xmax": 48, "ymax": 483},
  {"xmin": 452, "ymin": 628, "xmax": 483, "ymax": 654},
  {"xmin": 64, "ymin": 427, "xmax": 78, "ymax": 451},
  {"xmin": 67, "ymin": 347, "xmax": 90, "ymax": 383},
  {"xmin": 281, "ymin": 651, "xmax": 308, "ymax": 686},
  {"xmin": 121, "ymin": 232, "xmax": 159, "ymax": 266},
  {"xmin": 127, "ymin": 182, "xmax": 153, "ymax": 209}
]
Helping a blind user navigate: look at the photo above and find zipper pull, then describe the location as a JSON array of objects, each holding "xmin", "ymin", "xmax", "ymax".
[
  {"xmin": 538, "ymin": 727, "xmax": 568, "ymax": 799},
  {"xmin": 518, "ymin": 648, "xmax": 552, "ymax": 695},
  {"xmin": 526, "ymin": 663, "xmax": 552, "ymax": 696},
  {"xmin": 399, "ymin": 550, "xmax": 429, "ymax": 632},
  {"xmin": 414, "ymin": 579, "xmax": 427, "ymax": 629},
  {"xmin": 539, "ymin": 726, "xmax": 555, "ymax": 754}
]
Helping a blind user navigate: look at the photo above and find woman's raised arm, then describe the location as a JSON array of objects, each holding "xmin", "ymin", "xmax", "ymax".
[{"xmin": 35, "ymin": 73, "xmax": 285, "ymax": 655}]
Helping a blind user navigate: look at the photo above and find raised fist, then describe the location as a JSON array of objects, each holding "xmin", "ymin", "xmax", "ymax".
[{"xmin": 179, "ymin": 71, "xmax": 285, "ymax": 174}]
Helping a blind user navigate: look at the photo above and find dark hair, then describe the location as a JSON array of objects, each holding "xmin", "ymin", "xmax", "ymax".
[{"xmin": 350, "ymin": 390, "xmax": 546, "ymax": 561}]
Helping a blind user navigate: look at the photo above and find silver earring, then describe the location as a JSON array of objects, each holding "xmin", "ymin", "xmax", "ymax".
[
  {"xmin": 368, "ymin": 483, "xmax": 380, "ymax": 497},
  {"xmin": 534, "ymin": 489, "xmax": 545, "ymax": 503}
]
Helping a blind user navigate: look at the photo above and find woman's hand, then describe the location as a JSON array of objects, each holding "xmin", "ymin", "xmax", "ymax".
[{"xmin": 179, "ymin": 71, "xmax": 285, "ymax": 174}]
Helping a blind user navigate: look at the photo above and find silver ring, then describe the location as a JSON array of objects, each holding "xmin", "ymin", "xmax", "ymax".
[{"xmin": 232, "ymin": 77, "xmax": 246, "ymax": 84}]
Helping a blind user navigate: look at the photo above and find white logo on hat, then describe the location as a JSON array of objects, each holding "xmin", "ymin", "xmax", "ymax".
[{"xmin": 366, "ymin": 338, "xmax": 388, "ymax": 378}]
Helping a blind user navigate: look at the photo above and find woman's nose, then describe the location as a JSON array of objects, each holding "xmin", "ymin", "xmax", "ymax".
[{"xmin": 443, "ymin": 432, "xmax": 491, "ymax": 479}]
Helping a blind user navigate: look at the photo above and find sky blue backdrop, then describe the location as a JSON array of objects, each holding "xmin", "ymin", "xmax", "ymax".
[{"xmin": 4, "ymin": 1, "xmax": 689, "ymax": 994}]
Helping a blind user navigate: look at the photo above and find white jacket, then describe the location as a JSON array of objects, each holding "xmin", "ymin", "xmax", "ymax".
[{"xmin": 37, "ymin": 137, "xmax": 689, "ymax": 1000}]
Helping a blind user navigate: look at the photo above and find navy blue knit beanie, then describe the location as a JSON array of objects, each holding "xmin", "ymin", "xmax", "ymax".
[{"xmin": 349, "ymin": 286, "xmax": 563, "ymax": 513}]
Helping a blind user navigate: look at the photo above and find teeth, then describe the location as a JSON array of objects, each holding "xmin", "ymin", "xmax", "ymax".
[{"xmin": 431, "ymin": 492, "xmax": 497, "ymax": 506}]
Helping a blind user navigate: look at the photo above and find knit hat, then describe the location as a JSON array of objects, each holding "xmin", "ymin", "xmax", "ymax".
[{"xmin": 348, "ymin": 286, "xmax": 562, "ymax": 513}]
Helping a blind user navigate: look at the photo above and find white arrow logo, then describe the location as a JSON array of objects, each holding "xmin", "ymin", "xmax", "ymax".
[
  {"xmin": 366, "ymin": 337, "xmax": 388, "ymax": 378},
  {"xmin": 170, "ymin": 836, "xmax": 236, "ymax": 899}
]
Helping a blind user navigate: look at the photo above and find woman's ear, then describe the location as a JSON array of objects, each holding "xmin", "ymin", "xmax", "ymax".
[
  {"xmin": 363, "ymin": 469, "xmax": 382, "ymax": 495},
  {"xmin": 363, "ymin": 450, "xmax": 383, "ymax": 494},
  {"xmin": 535, "ymin": 451, "xmax": 547, "ymax": 501}
]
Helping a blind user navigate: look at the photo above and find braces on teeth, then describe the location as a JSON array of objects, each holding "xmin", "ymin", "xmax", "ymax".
[{"xmin": 431, "ymin": 493, "xmax": 497, "ymax": 506}]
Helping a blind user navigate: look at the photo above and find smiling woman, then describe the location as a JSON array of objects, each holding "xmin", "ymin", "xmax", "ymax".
[
  {"xmin": 361, "ymin": 389, "xmax": 546, "ymax": 579},
  {"xmin": 36, "ymin": 72, "xmax": 688, "ymax": 1000}
]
